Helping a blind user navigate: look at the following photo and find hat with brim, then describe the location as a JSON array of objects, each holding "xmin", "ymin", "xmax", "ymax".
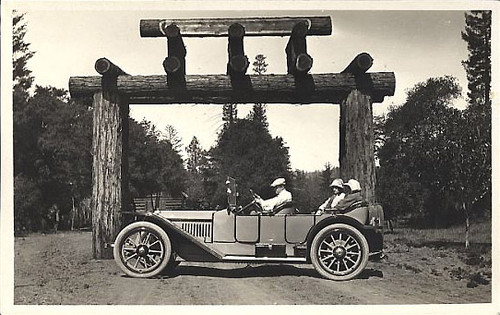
[
  {"xmin": 270, "ymin": 178, "xmax": 286, "ymax": 187},
  {"xmin": 329, "ymin": 178, "xmax": 344, "ymax": 189},
  {"xmin": 345, "ymin": 179, "xmax": 361, "ymax": 192}
]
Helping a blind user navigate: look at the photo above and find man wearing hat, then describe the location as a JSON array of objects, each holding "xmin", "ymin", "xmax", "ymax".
[
  {"xmin": 316, "ymin": 178, "xmax": 345, "ymax": 215},
  {"xmin": 254, "ymin": 177, "xmax": 292, "ymax": 213}
]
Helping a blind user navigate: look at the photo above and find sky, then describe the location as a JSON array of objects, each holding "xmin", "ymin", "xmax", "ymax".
[{"xmin": 12, "ymin": 3, "xmax": 474, "ymax": 171}]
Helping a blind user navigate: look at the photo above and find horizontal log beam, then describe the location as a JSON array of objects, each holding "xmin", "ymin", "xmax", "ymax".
[
  {"xmin": 69, "ymin": 72, "xmax": 395, "ymax": 104},
  {"xmin": 140, "ymin": 16, "xmax": 332, "ymax": 37}
]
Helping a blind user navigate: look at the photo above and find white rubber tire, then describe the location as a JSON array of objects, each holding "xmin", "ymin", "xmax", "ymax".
[
  {"xmin": 310, "ymin": 223, "xmax": 369, "ymax": 281},
  {"xmin": 113, "ymin": 221, "xmax": 172, "ymax": 278}
]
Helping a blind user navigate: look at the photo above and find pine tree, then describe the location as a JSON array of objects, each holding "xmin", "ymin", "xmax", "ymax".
[
  {"xmin": 250, "ymin": 54, "xmax": 269, "ymax": 128},
  {"xmin": 163, "ymin": 124, "xmax": 183, "ymax": 153},
  {"xmin": 222, "ymin": 103, "xmax": 238, "ymax": 127},
  {"xmin": 128, "ymin": 119, "xmax": 186, "ymax": 197},
  {"xmin": 252, "ymin": 54, "xmax": 268, "ymax": 75},
  {"xmin": 320, "ymin": 163, "xmax": 333, "ymax": 196},
  {"xmin": 458, "ymin": 10, "xmax": 492, "ymax": 248},
  {"xmin": 209, "ymin": 119, "xmax": 291, "ymax": 207},
  {"xmin": 186, "ymin": 136, "xmax": 205, "ymax": 173},
  {"xmin": 461, "ymin": 10, "xmax": 491, "ymax": 109},
  {"xmin": 13, "ymin": 11, "xmax": 35, "ymax": 102}
]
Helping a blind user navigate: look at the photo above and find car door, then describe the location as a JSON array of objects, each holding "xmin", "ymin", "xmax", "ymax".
[{"xmin": 234, "ymin": 214, "xmax": 259, "ymax": 242}]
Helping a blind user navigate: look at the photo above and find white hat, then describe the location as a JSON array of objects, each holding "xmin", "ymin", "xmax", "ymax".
[
  {"xmin": 345, "ymin": 179, "xmax": 361, "ymax": 192},
  {"xmin": 270, "ymin": 178, "xmax": 286, "ymax": 187},
  {"xmin": 329, "ymin": 178, "xmax": 344, "ymax": 189}
]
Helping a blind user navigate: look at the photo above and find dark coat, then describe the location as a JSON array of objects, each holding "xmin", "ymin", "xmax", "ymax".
[{"xmin": 333, "ymin": 192, "xmax": 362, "ymax": 212}]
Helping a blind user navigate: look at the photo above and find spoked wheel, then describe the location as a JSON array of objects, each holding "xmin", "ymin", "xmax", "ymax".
[
  {"xmin": 113, "ymin": 221, "xmax": 172, "ymax": 278},
  {"xmin": 310, "ymin": 223, "xmax": 369, "ymax": 281}
]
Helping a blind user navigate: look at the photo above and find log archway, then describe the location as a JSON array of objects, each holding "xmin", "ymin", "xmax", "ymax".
[{"xmin": 69, "ymin": 16, "xmax": 395, "ymax": 259}]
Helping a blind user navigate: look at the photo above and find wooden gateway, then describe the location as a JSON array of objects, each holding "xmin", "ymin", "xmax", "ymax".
[{"xmin": 68, "ymin": 16, "xmax": 395, "ymax": 259}]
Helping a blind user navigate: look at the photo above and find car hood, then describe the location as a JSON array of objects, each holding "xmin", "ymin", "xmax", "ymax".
[{"xmin": 155, "ymin": 209, "xmax": 219, "ymax": 221}]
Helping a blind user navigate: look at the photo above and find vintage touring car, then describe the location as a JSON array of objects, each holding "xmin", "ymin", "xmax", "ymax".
[{"xmin": 113, "ymin": 178, "xmax": 384, "ymax": 281}]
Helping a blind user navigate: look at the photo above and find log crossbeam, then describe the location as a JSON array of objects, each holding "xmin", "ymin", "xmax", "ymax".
[
  {"xmin": 140, "ymin": 16, "xmax": 332, "ymax": 38},
  {"xmin": 69, "ymin": 72, "xmax": 395, "ymax": 104}
]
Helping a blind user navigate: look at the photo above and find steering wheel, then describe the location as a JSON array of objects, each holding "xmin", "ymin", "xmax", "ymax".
[
  {"xmin": 234, "ymin": 190, "xmax": 264, "ymax": 215},
  {"xmin": 250, "ymin": 189, "xmax": 264, "ymax": 212}
]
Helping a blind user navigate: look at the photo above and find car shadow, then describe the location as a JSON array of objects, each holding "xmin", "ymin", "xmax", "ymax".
[
  {"xmin": 161, "ymin": 264, "xmax": 383, "ymax": 280},
  {"xmin": 356, "ymin": 268, "xmax": 384, "ymax": 279},
  {"xmin": 168, "ymin": 264, "xmax": 320, "ymax": 279}
]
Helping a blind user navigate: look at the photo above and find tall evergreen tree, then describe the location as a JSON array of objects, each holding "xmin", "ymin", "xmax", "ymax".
[
  {"xmin": 222, "ymin": 103, "xmax": 238, "ymax": 127},
  {"xmin": 186, "ymin": 136, "xmax": 205, "ymax": 173},
  {"xmin": 184, "ymin": 136, "xmax": 210, "ymax": 207},
  {"xmin": 163, "ymin": 124, "xmax": 183, "ymax": 153},
  {"xmin": 128, "ymin": 119, "xmax": 186, "ymax": 197},
  {"xmin": 13, "ymin": 11, "xmax": 34, "ymax": 102},
  {"xmin": 320, "ymin": 162, "xmax": 333, "ymax": 195},
  {"xmin": 13, "ymin": 11, "xmax": 36, "ymax": 176},
  {"xmin": 250, "ymin": 54, "xmax": 269, "ymax": 128},
  {"xmin": 461, "ymin": 10, "xmax": 491, "ymax": 109},
  {"xmin": 209, "ymin": 119, "xmax": 291, "ymax": 207},
  {"xmin": 455, "ymin": 10, "xmax": 492, "ymax": 247},
  {"xmin": 252, "ymin": 54, "xmax": 268, "ymax": 75}
]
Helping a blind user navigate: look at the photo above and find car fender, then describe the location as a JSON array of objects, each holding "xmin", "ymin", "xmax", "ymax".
[
  {"xmin": 304, "ymin": 215, "xmax": 373, "ymax": 263},
  {"xmin": 121, "ymin": 212, "xmax": 223, "ymax": 260}
]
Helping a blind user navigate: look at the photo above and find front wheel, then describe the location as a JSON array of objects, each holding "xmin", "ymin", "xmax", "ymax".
[
  {"xmin": 113, "ymin": 221, "xmax": 172, "ymax": 278},
  {"xmin": 310, "ymin": 223, "xmax": 369, "ymax": 281}
]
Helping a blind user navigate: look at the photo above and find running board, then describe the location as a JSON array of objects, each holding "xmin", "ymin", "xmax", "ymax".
[{"xmin": 222, "ymin": 256, "xmax": 307, "ymax": 263}]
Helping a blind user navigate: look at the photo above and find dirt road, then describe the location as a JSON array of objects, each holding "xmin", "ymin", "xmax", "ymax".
[{"xmin": 14, "ymin": 231, "xmax": 491, "ymax": 305}]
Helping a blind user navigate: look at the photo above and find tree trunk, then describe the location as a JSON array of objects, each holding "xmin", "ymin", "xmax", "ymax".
[
  {"xmin": 339, "ymin": 89, "xmax": 377, "ymax": 204},
  {"xmin": 91, "ymin": 90, "xmax": 128, "ymax": 259},
  {"xmin": 463, "ymin": 201, "xmax": 470, "ymax": 249},
  {"xmin": 71, "ymin": 196, "xmax": 75, "ymax": 231}
]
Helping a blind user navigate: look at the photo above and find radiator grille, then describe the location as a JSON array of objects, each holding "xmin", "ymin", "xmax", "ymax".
[{"xmin": 178, "ymin": 221, "xmax": 212, "ymax": 239}]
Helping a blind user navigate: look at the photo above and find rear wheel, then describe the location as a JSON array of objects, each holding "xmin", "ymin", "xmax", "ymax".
[
  {"xmin": 113, "ymin": 221, "xmax": 172, "ymax": 278},
  {"xmin": 310, "ymin": 223, "xmax": 369, "ymax": 281}
]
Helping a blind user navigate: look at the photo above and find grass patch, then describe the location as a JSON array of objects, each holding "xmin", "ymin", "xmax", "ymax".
[{"xmin": 385, "ymin": 219, "xmax": 491, "ymax": 251}]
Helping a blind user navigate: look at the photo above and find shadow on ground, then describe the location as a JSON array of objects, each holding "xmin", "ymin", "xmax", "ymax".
[{"xmin": 147, "ymin": 264, "xmax": 384, "ymax": 280}]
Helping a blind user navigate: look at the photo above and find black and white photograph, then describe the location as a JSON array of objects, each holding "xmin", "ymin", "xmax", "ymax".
[{"xmin": 1, "ymin": 1, "xmax": 498, "ymax": 314}]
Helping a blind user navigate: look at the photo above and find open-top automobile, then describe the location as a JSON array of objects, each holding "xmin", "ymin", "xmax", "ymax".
[{"xmin": 113, "ymin": 177, "xmax": 384, "ymax": 281}]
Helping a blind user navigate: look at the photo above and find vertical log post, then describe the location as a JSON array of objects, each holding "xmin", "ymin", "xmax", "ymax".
[
  {"xmin": 285, "ymin": 21, "xmax": 313, "ymax": 76},
  {"xmin": 227, "ymin": 23, "xmax": 251, "ymax": 92},
  {"xmin": 92, "ymin": 58, "xmax": 129, "ymax": 259},
  {"xmin": 162, "ymin": 24, "xmax": 186, "ymax": 88},
  {"xmin": 339, "ymin": 90, "xmax": 376, "ymax": 204},
  {"xmin": 339, "ymin": 53, "xmax": 377, "ymax": 205},
  {"xmin": 227, "ymin": 23, "xmax": 249, "ymax": 76},
  {"xmin": 286, "ymin": 21, "xmax": 315, "ymax": 100}
]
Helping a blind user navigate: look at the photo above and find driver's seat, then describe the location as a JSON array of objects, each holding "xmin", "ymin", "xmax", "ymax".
[{"xmin": 273, "ymin": 202, "xmax": 298, "ymax": 215}]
